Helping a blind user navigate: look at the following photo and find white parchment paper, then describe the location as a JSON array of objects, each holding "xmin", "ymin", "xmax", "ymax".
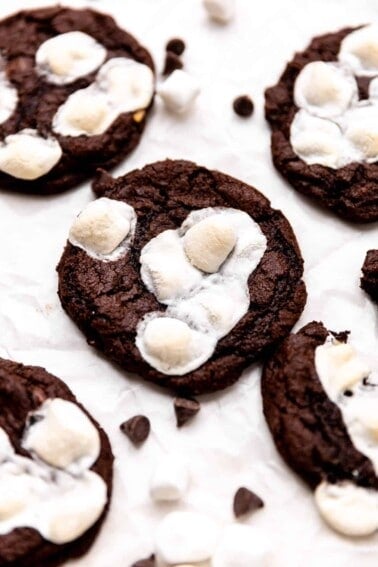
[{"xmin": 0, "ymin": 0, "xmax": 377, "ymax": 565}]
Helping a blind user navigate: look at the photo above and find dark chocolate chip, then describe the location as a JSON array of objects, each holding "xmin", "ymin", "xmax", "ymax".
[
  {"xmin": 331, "ymin": 330, "xmax": 350, "ymax": 343},
  {"xmin": 343, "ymin": 390, "xmax": 353, "ymax": 397},
  {"xmin": 233, "ymin": 487, "xmax": 264, "ymax": 518},
  {"xmin": 166, "ymin": 38, "xmax": 186, "ymax": 56},
  {"xmin": 120, "ymin": 415, "xmax": 150, "ymax": 445},
  {"xmin": 233, "ymin": 95, "xmax": 254, "ymax": 117},
  {"xmin": 131, "ymin": 554, "xmax": 155, "ymax": 567},
  {"xmin": 163, "ymin": 51, "xmax": 183, "ymax": 75},
  {"xmin": 174, "ymin": 397, "xmax": 200, "ymax": 427}
]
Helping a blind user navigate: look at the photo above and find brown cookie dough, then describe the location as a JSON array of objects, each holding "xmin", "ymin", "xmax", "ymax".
[
  {"xmin": 0, "ymin": 6, "xmax": 154, "ymax": 195},
  {"xmin": 361, "ymin": 250, "xmax": 378, "ymax": 304},
  {"xmin": 265, "ymin": 27, "xmax": 378, "ymax": 223},
  {"xmin": 0, "ymin": 357, "xmax": 113, "ymax": 567},
  {"xmin": 57, "ymin": 159, "xmax": 306, "ymax": 396}
]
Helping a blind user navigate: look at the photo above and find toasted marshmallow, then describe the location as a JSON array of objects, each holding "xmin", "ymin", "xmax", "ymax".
[
  {"xmin": 294, "ymin": 62, "xmax": 357, "ymax": 118},
  {"xmin": 339, "ymin": 25, "xmax": 378, "ymax": 77},
  {"xmin": 344, "ymin": 105, "xmax": 378, "ymax": 162},
  {"xmin": 69, "ymin": 197, "xmax": 136, "ymax": 259},
  {"xmin": 47, "ymin": 471, "xmax": 107, "ymax": 544},
  {"xmin": 22, "ymin": 399, "xmax": 100, "ymax": 473},
  {"xmin": 155, "ymin": 511, "xmax": 219, "ymax": 564},
  {"xmin": 150, "ymin": 455, "xmax": 189, "ymax": 502},
  {"xmin": 53, "ymin": 90, "xmax": 111, "ymax": 136},
  {"xmin": 203, "ymin": 0, "xmax": 235, "ymax": 23},
  {"xmin": 158, "ymin": 70, "xmax": 200, "ymax": 114},
  {"xmin": 0, "ymin": 129, "xmax": 62, "ymax": 180},
  {"xmin": 315, "ymin": 481, "xmax": 378, "ymax": 536},
  {"xmin": 184, "ymin": 215, "xmax": 237, "ymax": 273},
  {"xmin": 290, "ymin": 110, "xmax": 348, "ymax": 169},
  {"xmin": 0, "ymin": 68, "xmax": 18, "ymax": 125},
  {"xmin": 36, "ymin": 31, "xmax": 106, "ymax": 84},
  {"xmin": 212, "ymin": 524, "xmax": 270, "ymax": 567}
]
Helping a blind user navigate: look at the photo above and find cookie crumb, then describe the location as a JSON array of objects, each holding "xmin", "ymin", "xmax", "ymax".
[
  {"xmin": 120, "ymin": 415, "xmax": 150, "ymax": 445},
  {"xmin": 163, "ymin": 51, "xmax": 183, "ymax": 76},
  {"xmin": 174, "ymin": 397, "xmax": 200, "ymax": 427},
  {"xmin": 166, "ymin": 38, "xmax": 186, "ymax": 56},
  {"xmin": 131, "ymin": 554, "xmax": 155, "ymax": 567},
  {"xmin": 233, "ymin": 95, "xmax": 254, "ymax": 117},
  {"xmin": 233, "ymin": 487, "xmax": 264, "ymax": 518}
]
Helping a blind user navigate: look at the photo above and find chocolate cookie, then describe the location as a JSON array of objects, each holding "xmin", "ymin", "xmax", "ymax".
[
  {"xmin": 0, "ymin": 357, "xmax": 113, "ymax": 567},
  {"xmin": 265, "ymin": 25, "xmax": 378, "ymax": 222},
  {"xmin": 262, "ymin": 322, "xmax": 378, "ymax": 536},
  {"xmin": 361, "ymin": 250, "xmax": 378, "ymax": 303},
  {"xmin": 0, "ymin": 6, "xmax": 154, "ymax": 195},
  {"xmin": 57, "ymin": 159, "xmax": 306, "ymax": 396}
]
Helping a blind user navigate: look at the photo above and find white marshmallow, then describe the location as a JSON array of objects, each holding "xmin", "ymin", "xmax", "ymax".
[
  {"xmin": 22, "ymin": 398, "xmax": 100, "ymax": 473},
  {"xmin": 290, "ymin": 110, "xmax": 349, "ymax": 169},
  {"xmin": 339, "ymin": 25, "xmax": 378, "ymax": 77},
  {"xmin": 344, "ymin": 105, "xmax": 378, "ymax": 162},
  {"xmin": 150, "ymin": 455, "xmax": 189, "ymax": 502},
  {"xmin": 0, "ymin": 69, "xmax": 18, "ymax": 125},
  {"xmin": 0, "ymin": 474, "xmax": 34, "ymax": 520},
  {"xmin": 36, "ymin": 31, "xmax": 106, "ymax": 84},
  {"xmin": 155, "ymin": 511, "xmax": 219, "ymax": 564},
  {"xmin": 369, "ymin": 77, "xmax": 378, "ymax": 100},
  {"xmin": 0, "ymin": 428, "xmax": 13, "ymax": 461},
  {"xmin": 69, "ymin": 197, "xmax": 136, "ymax": 259},
  {"xmin": 158, "ymin": 70, "xmax": 200, "ymax": 114},
  {"xmin": 0, "ymin": 129, "xmax": 62, "ymax": 180},
  {"xmin": 47, "ymin": 471, "xmax": 107, "ymax": 544},
  {"xmin": 212, "ymin": 524, "xmax": 270, "ymax": 567},
  {"xmin": 315, "ymin": 481, "xmax": 378, "ymax": 536},
  {"xmin": 294, "ymin": 62, "xmax": 357, "ymax": 118},
  {"xmin": 203, "ymin": 0, "xmax": 235, "ymax": 23},
  {"xmin": 53, "ymin": 90, "xmax": 111, "ymax": 136},
  {"xmin": 183, "ymin": 215, "xmax": 237, "ymax": 273},
  {"xmin": 97, "ymin": 57, "xmax": 154, "ymax": 111}
]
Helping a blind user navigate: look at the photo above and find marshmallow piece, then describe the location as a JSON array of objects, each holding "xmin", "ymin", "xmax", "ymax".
[
  {"xmin": 212, "ymin": 524, "xmax": 270, "ymax": 567},
  {"xmin": 155, "ymin": 511, "xmax": 219, "ymax": 564},
  {"xmin": 353, "ymin": 399, "xmax": 378, "ymax": 441},
  {"xmin": 36, "ymin": 31, "xmax": 106, "ymax": 84},
  {"xmin": 53, "ymin": 90, "xmax": 111, "ymax": 136},
  {"xmin": 290, "ymin": 110, "xmax": 348, "ymax": 169},
  {"xmin": 369, "ymin": 77, "xmax": 378, "ymax": 100},
  {"xmin": 339, "ymin": 25, "xmax": 378, "ymax": 77},
  {"xmin": 203, "ymin": 0, "xmax": 235, "ymax": 23},
  {"xmin": 294, "ymin": 62, "xmax": 357, "ymax": 118},
  {"xmin": 47, "ymin": 471, "xmax": 107, "ymax": 544},
  {"xmin": 158, "ymin": 70, "xmax": 200, "ymax": 114},
  {"xmin": 344, "ymin": 105, "xmax": 378, "ymax": 162},
  {"xmin": 184, "ymin": 216, "xmax": 237, "ymax": 273},
  {"xmin": 0, "ymin": 69, "xmax": 18, "ymax": 125},
  {"xmin": 315, "ymin": 481, "xmax": 378, "ymax": 536},
  {"xmin": 0, "ymin": 429, "xmax": 13, "ymax": 461},
  {"xmin": 69, "ymin": 197, "xmax": 136, "ymax": 258},
  {"xmin": 22, "ymin": 398, "xmax": 100, "ymax": 473},
  {"xmin": 0, "ymin": 474, "xmax": 33, "ymax": 520},
  {"xmin": 150, "ymin": 455, "xmax": 189, "ymax": 502},
  {"xmin": 0, "ymin": 129, "xmax": 62, "ymax": 180},
  {"xmin": 143, "ymin": 317, "xmax": 193, "ymax": 368},
  {"xmin": 98, "ymin": 58, "xmax": 154, "ymax": 111}
]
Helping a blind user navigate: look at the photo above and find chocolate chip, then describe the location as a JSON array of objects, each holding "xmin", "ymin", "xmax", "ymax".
[
  {"xmin": 131, "ymin": 554, "xmax": 155, "ymax": 567},
  {"xmin": 174, "ymin": 397, "xmax": 200, "ymax": 427},
  {"xmin": 166, "ymin": 38, "xmax": 186, "ymax": 56},
  {"xmin": 162, "ymin": 51, "xmax": 183, "ymax": 76},
  {"xmin": 343, "ymin": 390, "xmax": 353, "ymax": 397},
  {"xmin": 233, "ymin": 95, "xmax": 254, "ymax": 117},
  {"xmin": 233, "ymin": 487, "xmax": 264, "ymax": 518},
  {"xmin": 331, "ymin": 330, "xmax": 350, "ymax": 343},
  {"xmin": 120, "ymin": 415, "xmax": 150, "ymax": 445}
]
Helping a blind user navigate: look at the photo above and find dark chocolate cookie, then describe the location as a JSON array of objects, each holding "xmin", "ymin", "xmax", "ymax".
[
  {"xmin": 0, "ymin": 357, "xmax": 113, "ymax": 567},
  {"xmin": 265, "ymin": 26, "xmax": 378, "ymax": 223},
  {"xmin": 57, "ymin": 159, "xmax": 306, "ymax": 396},
  {"xmin": 0, "ymin": 6, "xmax": 154, "ymax": 195},
  {"xmin": 361, "ymin": 250, "xmax": 378, "ymax": 303}
]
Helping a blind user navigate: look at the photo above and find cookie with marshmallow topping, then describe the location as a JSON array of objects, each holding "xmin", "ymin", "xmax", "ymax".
[
  {"xmin": 265, "ymin": 26, "xmax": 378, "ymax": 222},
  {"xmin": 0, "ymin": 7, "xmax": 154, "ymax": 194},
  {"xmin": 0, "ymin": 357, "xmax": 113, "ymax": 567},
  {"xmin": 262, "ymin": 321, "xmax": 378, "ymax": 537},
  {"xmin": 57, "ymin": 159, "xmax": 306, "ymax": 395}
]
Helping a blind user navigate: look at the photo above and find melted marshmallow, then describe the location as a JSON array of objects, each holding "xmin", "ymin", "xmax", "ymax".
[
  {"xmin": 344, "ymin": 105, "xmax": 378, "ymax": 162},
  {"xmin": 36, "ymin": 31, "xmax": 106, "ymax": 85},
  {"xmin": 69, "ymin": 197, "xmax": 137, "ymax": 260},
  {"xmin": 137, "ymin": 207, "xmax": 267, "ymax": 375},
  {"xmin": 0, "ymin": 65, "xmax": 18, "ymax": 125},
  {"xmin": 0, "ymin": 129, "xmax": 62, "ymax": 180},
  {"xmin": 0, "ymin": 399, "xmax": 107, "ymax": 544},
  {"xmin": 339, "ymin": 24, "xmax": 378, "ymax": 77},
  {"xmin": 53, "ymin": 58, "xmax": 154, "ymax": 137},
  {"xmin": 314, "ymin": 336, "xmax": 378, "ymax": 535}
]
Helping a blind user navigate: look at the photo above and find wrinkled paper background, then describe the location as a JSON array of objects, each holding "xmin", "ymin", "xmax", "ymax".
[{"xmin": 0, "ymin": 0, "xmax": 377, "ymax": 565}]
